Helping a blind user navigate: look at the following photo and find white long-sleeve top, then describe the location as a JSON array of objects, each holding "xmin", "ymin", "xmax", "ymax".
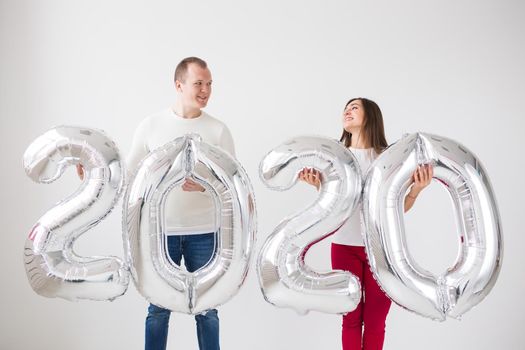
[
  {"xmin": 127, "ymin": 108, "xmax": 235, "ymax": 235},
  {"xmin": 331, "ymin": 147, "xmax": 377, "ymax": 246}
]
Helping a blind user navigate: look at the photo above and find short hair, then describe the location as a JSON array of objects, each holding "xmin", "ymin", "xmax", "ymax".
[{"xmin": 174, "ymin": 57, "xmax": 208, "ymax": 83}]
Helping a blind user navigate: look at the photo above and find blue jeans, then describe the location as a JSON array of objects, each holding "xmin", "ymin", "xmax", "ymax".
[{"xmin": 145, "ymin": 232, "xmax": 219, "ymax": 350}]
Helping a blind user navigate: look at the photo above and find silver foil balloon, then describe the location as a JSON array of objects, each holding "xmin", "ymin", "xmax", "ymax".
[
  {"xmin": 124, "ymin": 134, "xmax": 256, "ymax": 314},
  {"xmin": 363, "ymin": 132, "xmax": 503, "ymax": 320},
  {"xmin": 23, "ymin": 126, "xmax": 129, "ymax": 301},
  {"xmin": 257, "ymin": 136, "xmax": 362, "ymax": 314}
]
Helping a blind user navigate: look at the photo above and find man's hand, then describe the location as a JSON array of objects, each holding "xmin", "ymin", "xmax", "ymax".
[
  {"xmin": 76, "ymin": 164, "xmax": 84, "ymax": 181},
  {"xmin": 182, "ymin": 178, "xmax": 205, "ymax": 192}
]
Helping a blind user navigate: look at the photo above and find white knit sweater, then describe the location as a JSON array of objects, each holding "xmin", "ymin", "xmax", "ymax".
[{"xmin": 127, "ymin": 108, "xmax": 235, "ymax": 235}]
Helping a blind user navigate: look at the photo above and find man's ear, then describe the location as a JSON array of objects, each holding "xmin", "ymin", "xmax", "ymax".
[{"xmin": 175, "ymin": 79, "xmax": 183, "ymax": 92}]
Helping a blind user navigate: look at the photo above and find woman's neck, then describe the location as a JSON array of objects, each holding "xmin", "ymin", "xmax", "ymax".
[{"xmin": 350, "ymin": 130, "xmax": 370, "ymax": 149}]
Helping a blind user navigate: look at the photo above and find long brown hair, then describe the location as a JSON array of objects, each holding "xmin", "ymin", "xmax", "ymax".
[{"xmin": 339, "ymin": 97, "xmax": 388, "ymax": 154}]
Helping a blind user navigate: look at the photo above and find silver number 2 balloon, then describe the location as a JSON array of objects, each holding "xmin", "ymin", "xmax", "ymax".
[
  {"xmin": 23, "ymin": 126, "xmax": 129, "ymax": 301},
  {"xmin": 124, "ymin": 134, "xmax": 256, "ymax": 314},
  {"xmin": 257, "ymin": 136, "xmax": 362, "ymax": 314},
  {"xmin": 363, "ymin": 133, "xmax": 503, "ymax": 320}
]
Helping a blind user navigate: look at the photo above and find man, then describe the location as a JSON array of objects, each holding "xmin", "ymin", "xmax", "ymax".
[
  {"xmin": 133, "ymin": 57, "xmax": 234, "ymax": 350},
  {"xmin": 79, "ymin": 57, "xmax": 233, "ymax": 350}
]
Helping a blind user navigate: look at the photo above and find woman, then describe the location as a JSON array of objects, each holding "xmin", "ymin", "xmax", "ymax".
[{"xmin": 299, "ymin": 97, "xmax": 433, "ymax": 350}]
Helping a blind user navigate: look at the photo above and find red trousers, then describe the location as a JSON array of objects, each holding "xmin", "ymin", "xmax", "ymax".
[{"xmin": 331, "ymin": 243, "xmax": 392, "ymax": 350}]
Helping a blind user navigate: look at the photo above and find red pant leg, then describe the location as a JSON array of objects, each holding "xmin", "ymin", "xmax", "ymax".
[
  {"xmin": 331, "ymin": 243, "xmax": 365, "ymax": 350},
  {"xmin": 362, "ymin": 250, "xmax": 391, "ymax": 350}
]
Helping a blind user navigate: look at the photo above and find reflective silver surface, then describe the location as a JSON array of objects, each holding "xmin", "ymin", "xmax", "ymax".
[
  {"xmin": 23, "ymin": 126, "xmax": 129, "ymax": 301},
  {"xmin": 257, "ymin": 136, "xmax": 362, "ymax": 314},
  {"xmin": 363, "ymin": 133, "xmax": 503, "ymax": 320},
  {"xmin": 124, "ymin": 134, "xmax": 257, "ymax": 314}
]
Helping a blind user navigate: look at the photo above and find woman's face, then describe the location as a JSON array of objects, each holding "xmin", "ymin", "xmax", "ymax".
[{"xmin": 342, "ymin": 99, "xmax": 365, "ymax": 133}]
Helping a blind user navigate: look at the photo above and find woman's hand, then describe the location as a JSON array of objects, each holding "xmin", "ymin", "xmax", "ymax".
[
  {"xmin": 411, "ymin": 163, "xmax": 433, "ymax": 194},
  {"xmin": 404, "ymin": 164, "xmax": 433, "ymax": 212},
  {"xmin": 182, "ymin": 178, "xmax": 205, "ymax": 192},
  {"xmin": 298, "ymin": 167, "xmax": 322, "ymax": 191}
]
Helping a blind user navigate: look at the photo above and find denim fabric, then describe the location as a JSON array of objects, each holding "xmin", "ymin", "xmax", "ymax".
[{"xmin": 145, "ymin": 233, "xmax": 219, "ymax": 350}]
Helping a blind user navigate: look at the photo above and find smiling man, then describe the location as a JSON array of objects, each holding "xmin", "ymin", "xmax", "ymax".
[{"xmin": 127, "ymin": 57, "xmax": 234, "ymax": 350}]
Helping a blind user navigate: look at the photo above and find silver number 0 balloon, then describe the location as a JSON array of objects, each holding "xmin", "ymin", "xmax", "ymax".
[
  {"xmin": 124, "ymin": 134, "xmax": 256, "ymax": 314},
  {"xmin": 257, "ymin": 136, "xmax": 362, "ymax": 314},
  {"xmin": 23, "ymin": 126, "xmax": 129, "ymax": 301},
  {"xmin": 363, "ymin": 133, "xmax": 503, "ymax": 320}
]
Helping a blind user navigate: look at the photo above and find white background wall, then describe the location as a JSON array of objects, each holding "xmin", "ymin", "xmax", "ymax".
[{"xmin": 1, "ymin": 0, "xmax": 523, "ymax": 349}]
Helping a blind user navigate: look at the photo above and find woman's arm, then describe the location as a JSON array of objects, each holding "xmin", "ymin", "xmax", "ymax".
[
  {"xmin": 404, "ymin": 164, "xmax": 433, "ymax": 212},
  {"xmin": 298, "ymin": 164, "xmax": 433, "ymax": 210}
]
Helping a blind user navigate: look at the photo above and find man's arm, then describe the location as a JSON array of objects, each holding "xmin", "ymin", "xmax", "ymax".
[
  {"xmin": 126, "ymin": 118, "xmax": 150, "ymax": 174},
  {"xmin": 76, "ymin": 120, "xmax": 149, "ymax": 181},
  {"xmin": 220, "ymin": 124, "xmax": 236, "ymax": 157}
]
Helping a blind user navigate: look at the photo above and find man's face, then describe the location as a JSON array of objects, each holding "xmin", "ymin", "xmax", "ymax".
[{"xmin": 176, "ymin": 63, "xmax": 212, "ymax": 110}]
